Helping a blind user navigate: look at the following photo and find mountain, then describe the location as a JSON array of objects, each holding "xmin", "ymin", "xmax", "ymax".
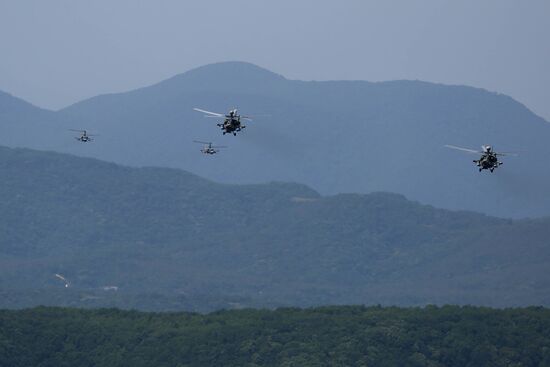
[
  {"xmin": 0, "ymin": 91, "xmax": 59, "ymax": 147},
  {"xmin": 1, "ymin": 146, "xmax": 549, "ymax": 311},
  {"xmin": 1, "ymin": 62, "xmax": 549, "ymax": 217}
]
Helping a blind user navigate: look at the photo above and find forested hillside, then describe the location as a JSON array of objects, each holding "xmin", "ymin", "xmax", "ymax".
[
  {"xmin": 1, "ymin": 146, "xmax": 549, "ymax": 310},
  {"xmin": 1, "ymin": 306, "xmax": 549, "ymax": 366}
]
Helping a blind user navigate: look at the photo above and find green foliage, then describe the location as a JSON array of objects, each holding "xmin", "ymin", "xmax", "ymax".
[{"xmin": 0, "ymin": 306, "xmax": 549, "ymax": 366}]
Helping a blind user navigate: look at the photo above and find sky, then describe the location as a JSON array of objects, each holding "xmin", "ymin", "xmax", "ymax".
[{"xmin": 0, "ymin": 0, "xmax": 549, "ymax": 120}]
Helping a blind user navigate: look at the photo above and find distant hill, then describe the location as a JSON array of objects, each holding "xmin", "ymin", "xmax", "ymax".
[
  {"xmin": 0, "ymin": 86, "xmax": 99, "ymax": 156},
  {"xmin": 0, "ymin": 91, "xmax": 59, "ymax": 147},
  {"xmin": 1, "ymin": 62, "xmax": 549, "ymax": 217},
  {"xmin": 1, "ymin": 146, "xmax": 549, "ymax": 311},
  {"xmin": 2, "ymin": 306, "xmax": 550, "ymax": 366}
]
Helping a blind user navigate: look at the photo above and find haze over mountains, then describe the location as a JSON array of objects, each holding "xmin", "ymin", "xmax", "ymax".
[
  {"xmin": 1, "ymin": 146, "xmax": 549, "ymax": 311},
  {"xmin": 1, "ymin": 62, "xmax": 549, "ymax": 218}
]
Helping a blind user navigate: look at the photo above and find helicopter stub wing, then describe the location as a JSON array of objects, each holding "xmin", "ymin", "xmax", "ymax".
[
  {"xmin": 444, "ymin": 145, "xmax": 481, "ymax": 154},
  {"xmin": 193, "ymin": 108, "xmax": 225, "ymax": 117}
]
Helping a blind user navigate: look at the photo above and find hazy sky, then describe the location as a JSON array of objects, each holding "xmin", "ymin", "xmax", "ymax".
[{"xmin": 1, "ymin": 0, "xmax": 549, "ymax": 120}]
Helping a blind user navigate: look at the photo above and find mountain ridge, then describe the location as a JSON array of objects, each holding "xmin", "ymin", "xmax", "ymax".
[
  {"xmin": 3, "ymin": 62, "xmax": 546, "ymax": 123},
  {"xmin": 1, "ymin": 61, "xmax": 550, "ymax": 217},
  {"xmin": 1, "ymin": 145, "xmax": 549, "ymax": 311},
  {"xmin": 60, "ymin": 62, "xmax": 547, "ymax": 123}
]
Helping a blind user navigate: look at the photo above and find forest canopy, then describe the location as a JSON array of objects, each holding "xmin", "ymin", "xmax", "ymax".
[{"xmin": 1, "ymin": 305, "xmax": 549, "ymax": 366}]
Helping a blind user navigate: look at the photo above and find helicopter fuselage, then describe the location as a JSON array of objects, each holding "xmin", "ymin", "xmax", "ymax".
[
  {"xmin": 475, "ymin": 153, "xmax": 501, "ymax": 172},
  {"xmin": 219, "ymin": 116, "xmax": 244, "ymax": 136}
]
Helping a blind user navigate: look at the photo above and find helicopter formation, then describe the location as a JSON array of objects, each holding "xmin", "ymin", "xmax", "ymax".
[{"xmin": 69, "ymin": 106, "xmax": 518, "ymax": 173}]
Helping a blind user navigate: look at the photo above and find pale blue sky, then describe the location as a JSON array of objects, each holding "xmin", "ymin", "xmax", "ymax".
[{"xmin": 0, "ymin": 0, "xmax": 549, "ymax": 120}]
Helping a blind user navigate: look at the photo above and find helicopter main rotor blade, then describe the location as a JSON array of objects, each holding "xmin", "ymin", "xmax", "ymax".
[
  {"xmin": 247, "ymin": 113, "xmax": 271, "ymax": 118},
  {"xmin": 68, "ymin": 129, "xmax": 86, "ymax": 133},
  {"xmin": 444, "ymin": 145, "xmax": 481, "ymax": 154},
  {"xmin": 193, "ymin": 108, "xmax": 224, "ymax": 117},
  {"xmin": 54, "ymin": 273, "xmax": 68, "ymax": 282},
  {"xmin": 495, "ymin": 152, "xmax": 519, "ymax": 157},
  {"xmin": 193, "ymin": 140, "xmax": 212, "ymax": 145}
]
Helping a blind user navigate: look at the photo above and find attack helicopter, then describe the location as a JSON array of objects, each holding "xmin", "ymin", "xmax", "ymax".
[
  {"xmin": 193, "ymin": 108, "xmax": 252, "ymax": 136},
  {"xmin": 445, "ymin": 144, "xmax": 517, "ymax": 172},
  {"xmin": 193, "ymin": 140, "xmax": 227, "ymax": 155},
  {"xmin": 69, "ymin": 129, "xmax": 96, "ymax": 142}
]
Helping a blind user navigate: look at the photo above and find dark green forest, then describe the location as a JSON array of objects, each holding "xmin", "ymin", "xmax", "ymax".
[{"xmin": 1, "ymin": 306, "xmax": 550, "ymax": 366}]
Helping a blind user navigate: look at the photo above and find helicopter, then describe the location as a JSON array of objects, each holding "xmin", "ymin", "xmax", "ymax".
[
  {"xmin": 445, "ymin": 144, "xmax": 517, "ymax": 172},
  {"xmin": 193, "ymin": 140, "xmax": 227, "ymax": 155},
  {"xmin": 193, "ymin": 108, "xmax": 252, "ymax": 136},
  {"xmin": 69, "ymin": 129, "xmax": 96, "ymax": 142}
]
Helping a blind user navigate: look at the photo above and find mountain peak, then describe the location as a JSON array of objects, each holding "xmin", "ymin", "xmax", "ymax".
[
  {"xmin": 0, "ymin": 90, "xmax": 44, "ymax": 113},
  {"xmin": 185, "ymin": 61, "xmax": 285, "ymax": 80},
  {"xmin": 0, "ymin": 90, "xmax": 54, "ymax": 121},
  {"xmin": 155, "ymin": 61, "xmax": 286, "ymax": 92}
]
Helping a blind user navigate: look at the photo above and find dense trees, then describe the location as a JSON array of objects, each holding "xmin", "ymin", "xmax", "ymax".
[{"xmin": 1, "ymin": 306, "xmax": 549, "ymax": 366}]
